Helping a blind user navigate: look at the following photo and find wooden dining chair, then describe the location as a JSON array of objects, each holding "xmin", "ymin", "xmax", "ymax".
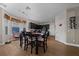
[
  {"xmin": 19, "ymin": 32, "xmax": 24, "ymax": 48},
  {"xmin": 37, "ymin": 31, "xmax": 49, "ymax": 53},
  {"xmin": 24, "ymin": 32, "xmax": 36, "ymax": 53}
]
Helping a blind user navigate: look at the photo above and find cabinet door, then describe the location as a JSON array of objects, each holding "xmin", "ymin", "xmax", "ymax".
[
  {"xmin": 75, "ymin": 9, "xmax": 79, "ymax": 44},
  {"xmin": 67, "ymin": 29, "xmax": 76, "ymax": 43},
  {"xmin": 67, "ymin": 9, "xmax": 76, "ymax": 44}
]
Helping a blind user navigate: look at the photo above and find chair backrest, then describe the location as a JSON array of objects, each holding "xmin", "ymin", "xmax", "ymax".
[
  {"xmin": 26, "ymin": 32, "xmax": 33, "ymax": 40},
  {"xmin": 45, "ymin": 31, "xmax": 49, "ymax": 38},
  {"xmin": 19, "ymin": 32, "xmax": 25, "ymax": 40},
  {"xmin": 42, "ymin": 31, "xmax": 49, "ymax": 41}
]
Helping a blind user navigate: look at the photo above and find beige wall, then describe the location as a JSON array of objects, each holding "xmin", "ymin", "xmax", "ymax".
[
  {"xmin": 55, "ymin": 10, "xmax": 67, "ymax": 43},
  {"xmin": 0, "ymin": 7, "xmax": 3, "ymax": 44}
]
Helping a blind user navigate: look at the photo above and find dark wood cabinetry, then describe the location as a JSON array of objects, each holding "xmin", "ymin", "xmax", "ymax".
[{"xmin": 29, "ymin": 22, "xmax": 49, "ymax": 30}]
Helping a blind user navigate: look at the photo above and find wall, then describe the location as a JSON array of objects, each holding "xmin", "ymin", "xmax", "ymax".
[
  {"xmin": 49, "ymin": 22, "xmax": 55, "ymax": 36},
  {"xmin": 0, "ymin": 7, "xmax": 3, "ymax": 44},
  {"xmin": 55, "ymin": 10, "xmax": 67, "ymax": 43},
  {"xmin": 25, "ymin": 20, "xmax": 30, "ymax": 31}
]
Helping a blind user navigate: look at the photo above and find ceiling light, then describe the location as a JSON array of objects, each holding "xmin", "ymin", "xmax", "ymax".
[
  {"xmin": 25, "ymin": 6, "xmax": 31, "ymax": 10},
  {"xmin": 22, "ymin": 11, "xmax": 25, "ymax": 14},
  {"xmin": 22, "ymin": 11, "xmax": 27, "ymax": 15}
]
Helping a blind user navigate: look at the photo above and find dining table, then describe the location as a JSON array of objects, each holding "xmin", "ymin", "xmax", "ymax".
[{"xmin": 26, "ymin": 30, "xmax": 44, "ymax": 54}]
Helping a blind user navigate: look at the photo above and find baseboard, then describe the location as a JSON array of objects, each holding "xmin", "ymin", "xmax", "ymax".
[
  {"xmin": 0, "ymin": 43, "xmax": 2, "ymax": 45},
  {"xmin": 0, "ymin": 42, "xmax": 5, "ymax": 45},
  {"xmin": 55, "ymin": 39, "xmax": 79, "ymax": 47},
  {"xmin": 65, "ymin": 42, "xmax": 79, "ymax": 47},
  {"xmin": 0, "ymin": 40, "xmax": 11, "ymax": 45},
  {"xmin": 5, "ymin": 41, "xmax": 11, "ymax": 44}
]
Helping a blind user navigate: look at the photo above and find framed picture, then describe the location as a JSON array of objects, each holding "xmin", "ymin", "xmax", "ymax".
[{"xmin": 12, "ymin": 27, "xmax": 19, "ymax": 33}]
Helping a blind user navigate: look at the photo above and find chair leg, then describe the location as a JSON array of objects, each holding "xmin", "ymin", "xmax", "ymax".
[
  {"xmin": 24, "ymin": 38, "xmax": 28, "ymax": 50},
  {"xmin": 31, "ymin": 41, "xmax": 33, "ymax": 54},
  {"xmin": 31, "ymin": 47, "xmax": 32, "ymax": 54},
  {"xmin": 26, "ymin": 39, "xmax": 28, "ymax": 50},
  {"xmin": 44, "ymin": 41, "xmax": 48, "ymax": 51},
  {"xmin": 24, "ymin": 43, "xmax": 26, "ymax": 50},
  {"xmin": 44, "ymin": 43, "xmax": 47, "ymax": 51},
  {"xmin": 43, "ymin": 42, "xmax": 46, "ymax": 53},
  {"xmin": 31, "ymin": 41, "xmax": 35, "ymax": 54},
  {"xmin": 20, "ymin": 41, "xmax": 23, "ymax": 48}
]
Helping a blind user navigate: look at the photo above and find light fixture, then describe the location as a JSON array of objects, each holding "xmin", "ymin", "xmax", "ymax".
[
  {"xmin": 25, "ymin": 6, "xmax": 31, "ymax": 10},
  {"xmin": 22, "ymin": 11, "xmax": 25, "ymax": 14}
]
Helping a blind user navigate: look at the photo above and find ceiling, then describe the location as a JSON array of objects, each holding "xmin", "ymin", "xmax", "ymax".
[{"xmin": 0, "ymin": 3, "xmax": 79, "ymax": 23}]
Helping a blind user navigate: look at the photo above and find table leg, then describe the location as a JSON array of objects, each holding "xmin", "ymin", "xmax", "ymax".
[{"xmin": 36, "ymin": 37, "xmax": 38, "ymax": 54}]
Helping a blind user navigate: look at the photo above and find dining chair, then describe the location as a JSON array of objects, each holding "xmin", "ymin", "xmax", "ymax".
[
  {"xmin": 24, "ymin": 32, "xmax": 36, "ymax": 53},
  {"xmin": 19, "ymin": 32, "xmax": 24, "ymax": 48},
  {"xmin": 37, "ymin": 31, "xmax": 49, "ymax": 53}
]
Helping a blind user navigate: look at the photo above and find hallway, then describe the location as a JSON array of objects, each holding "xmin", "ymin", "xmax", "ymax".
[{"xmin": 0, "ymin": 37, "xmax": 79, "ymax": 56}]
